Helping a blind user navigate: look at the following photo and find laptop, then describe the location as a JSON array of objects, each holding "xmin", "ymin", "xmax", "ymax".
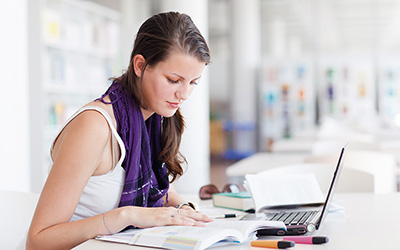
[{"xmin": 241, "ymin": 146, "xmax": 346, "ymax": 236}]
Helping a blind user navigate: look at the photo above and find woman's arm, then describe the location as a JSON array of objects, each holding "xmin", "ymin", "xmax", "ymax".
[
  {"xmin": 26, "ymin": 111, "xmax": 130, "ymax": 250},
  {"xmin": 26, "ymin": 111, "xmax": 211, "ymax": 250}
]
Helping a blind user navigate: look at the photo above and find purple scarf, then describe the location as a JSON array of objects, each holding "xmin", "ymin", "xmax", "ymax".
[{"xmin": 98, "ymin": 80, "xmax": 169, "ymax": 208}]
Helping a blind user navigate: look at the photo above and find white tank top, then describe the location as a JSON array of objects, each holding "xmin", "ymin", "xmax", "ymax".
[{"xmin": 50, "ymin": 106, "xmax": 126, "ymax": 221}]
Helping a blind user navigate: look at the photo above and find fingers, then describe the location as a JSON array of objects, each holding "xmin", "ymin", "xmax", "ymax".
[
  {"xmin": 166, "ymin": 207, "xmax": 213, "ymax": 227},
  {"xmin": 174, "ymin": 208, "xmax": 214, "ymax": 223},
  {"xmin": 178, "ymin": 208, "xmax": 214, "ymax": 222},
  {"xmin": 135, "ymin": 207, "xmax": 214, "ymax": 228},
  {"xmin": 171, "ymin": 214, "xmax": 207, "ymax": 227},
  {"xmin": 171, "ymin": 215, "xmax": 205, "ymax": 227}
]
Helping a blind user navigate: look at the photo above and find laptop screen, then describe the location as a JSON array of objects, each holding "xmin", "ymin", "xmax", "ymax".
[{"xmin": 314, "ymin": 146, "xmax": 346, "ymax": 230}]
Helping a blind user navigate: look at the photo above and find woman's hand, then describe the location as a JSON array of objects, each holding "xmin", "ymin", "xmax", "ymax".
[
  {"xmin": 128, "ymin": 206, "xmax": 213, "ymax": 228},
  {"xmin": 176, "ymin": 206, "xmax": 214, "ymax": 223}
]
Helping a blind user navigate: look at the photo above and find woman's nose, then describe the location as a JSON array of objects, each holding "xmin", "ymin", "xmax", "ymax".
[{"xmin": 176, "ymin": 83, "xmax": 191, "ymax": 101}]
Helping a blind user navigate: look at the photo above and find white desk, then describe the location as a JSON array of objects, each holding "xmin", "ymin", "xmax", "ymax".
[
  {"xmin": 226, "ymin": 152, "xmax": 307, "ymax": 179},
  {"xmin": 73, "ymin": 193, "xmax": 400, "ymax": 250}
]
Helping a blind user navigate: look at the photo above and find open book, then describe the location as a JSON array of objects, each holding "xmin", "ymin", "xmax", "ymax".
[
  {"xmin": 96, "ymin": 220, "xmax": 285, "ymax": 250},
  {"xmin": 245, "ymin": 173, "xmax": 325, "ymax": 212}
]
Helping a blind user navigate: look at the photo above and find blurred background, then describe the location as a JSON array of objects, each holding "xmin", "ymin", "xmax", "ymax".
[{"xmin": 2, "ymin": 0, "xmax": 400, "ymax": 195}]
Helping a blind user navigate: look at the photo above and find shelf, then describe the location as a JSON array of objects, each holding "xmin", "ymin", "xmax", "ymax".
[
  {"xmin": 60, "ymin": 0, "xmax": 120, "ymax": 21},
  {"xmin": 44, "ymin": 40, "xmax": 115, "ymax": 59},
  {"xmin": 43, "ymin": 84, "xmax": 106, "ymax": 96}
]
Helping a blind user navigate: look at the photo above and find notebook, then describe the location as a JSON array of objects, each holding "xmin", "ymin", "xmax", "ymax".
[{"xmin": 241, "ymin": 146, "xmax": 346, "ymax": 235}]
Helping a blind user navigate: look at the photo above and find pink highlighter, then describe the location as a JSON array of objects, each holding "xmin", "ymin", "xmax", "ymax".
[{"xmin": 283, "ymin": 236, "xmax": 329, "ymax": 245}]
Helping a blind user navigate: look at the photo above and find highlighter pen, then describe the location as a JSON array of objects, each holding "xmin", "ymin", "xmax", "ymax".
[
  {"xmin": 283, "ymin": 236, "xmax": 329, "ymax": 245},
  {"xmin": 210, "ymin": 214, "xmax": 237, "ymax": 219},
  {"xmin": 251, "ymin": 240, "xmax": 295, "ymax": 249}
]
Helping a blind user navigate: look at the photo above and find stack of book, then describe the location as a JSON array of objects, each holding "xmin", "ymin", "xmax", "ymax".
[{"xmin": 212, "ymin": 191, "xmax": 254, "ymax": 212}]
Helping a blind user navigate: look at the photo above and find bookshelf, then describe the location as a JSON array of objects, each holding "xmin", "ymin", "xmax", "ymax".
[
  {"xmin": 317, "ymin": 57, "xmax": 376, "ymax": 123},
  {"xmin": 258, "ymin": 58, "xmax": 315, "ymax": 151},
  {"xmin": 31, "ymin": 0, "xmax": 121, "ymax": 192}
]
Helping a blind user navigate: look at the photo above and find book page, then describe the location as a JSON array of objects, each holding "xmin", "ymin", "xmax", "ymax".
[
  {"xmin": 96, "ymin": 228, "xmax": 144, "ymax": 244},
  {"xmin": 246, "ymin": 173, "xmax": 325, "ymax": 211},
  {"xmin": 130, "ymin": 226, "xmax": 242, "ymax": 250}
]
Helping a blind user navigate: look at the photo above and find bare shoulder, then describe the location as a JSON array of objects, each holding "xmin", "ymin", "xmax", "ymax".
[
  {"xmin": 84, "ymin": 97, "xmax": 117, "ymax": 127},
  {"xmin": 65, "ymin": 98, "xmax": 115, "ymax": 139},
  {"xmin": 51, "ymin": 105, "xmax": 112, "ymax": 161},
  {"xmin": 66, "ymin": 109, "xmax": 110, "ymax": 139}
]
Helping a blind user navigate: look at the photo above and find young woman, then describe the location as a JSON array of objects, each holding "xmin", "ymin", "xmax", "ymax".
[{"xmin": 27, "ymin": 12, "xmax": 213, "ymax": 250}]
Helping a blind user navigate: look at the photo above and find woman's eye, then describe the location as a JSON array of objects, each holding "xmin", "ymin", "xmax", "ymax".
[
  {"xmin": 190, "ymin": 81, "xmax": 198, "ymax": 85},
  {"xmin": 168, "ymin": 79, "xmax": 179, "ymax": 84}
]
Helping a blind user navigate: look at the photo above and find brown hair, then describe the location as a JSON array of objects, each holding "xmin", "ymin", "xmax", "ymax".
[{"xmin": 116, "ymin": 12, "xmax": 210, "ymax": 182}]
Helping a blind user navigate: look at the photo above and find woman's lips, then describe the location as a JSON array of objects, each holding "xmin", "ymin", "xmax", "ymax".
[{"xmin": 167, "ymin": 101, "xmax": 180, "ymax": 109}]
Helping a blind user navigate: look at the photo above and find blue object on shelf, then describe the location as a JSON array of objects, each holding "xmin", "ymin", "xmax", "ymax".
[
  {"xmin": 223, "ymin": 149, "xmax": 254, "ymax": 160},
  {"xmin": 224, "ymin": 121, "xmax": 256, "ymax": 131}
]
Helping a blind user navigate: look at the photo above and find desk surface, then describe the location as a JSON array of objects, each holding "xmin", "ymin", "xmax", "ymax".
[
  {"xmin": 73, "ymin": 193, "xmax": 400, "ymax": 250},
  {"xmin": 226, "ymin": 152, "xmax": 308, "ymax": 177}
]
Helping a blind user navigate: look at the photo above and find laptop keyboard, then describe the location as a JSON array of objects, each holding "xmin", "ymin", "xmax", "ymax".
[{"xmin": 269, "ymin": 210, "xmax": 319, "ymax": 225}]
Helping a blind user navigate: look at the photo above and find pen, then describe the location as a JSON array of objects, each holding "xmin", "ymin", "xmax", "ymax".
[
  {"xmin": 251, "ymin": 240, "xmax": 295, "ymax": 249},
  {"xmin": 283, "ymin": 236, "xmax": 329, "ymax": 245},
  {"xmin": 210, "ymin": 213, "xmax": 237, "ymax": 219}
]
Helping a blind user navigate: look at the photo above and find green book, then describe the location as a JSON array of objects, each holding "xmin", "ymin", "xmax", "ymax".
[{"xmin": 212, "ymin": 191, "xmax": 254, "ymax": 211}]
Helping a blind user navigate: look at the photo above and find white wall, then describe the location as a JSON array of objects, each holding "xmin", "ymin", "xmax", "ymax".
[{"xmin": 0, "ymin": 0, "xmax": 30, "ymax": 192}]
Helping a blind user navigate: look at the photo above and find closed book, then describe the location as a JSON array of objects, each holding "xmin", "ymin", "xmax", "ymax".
[{"xmin": 212, "ymin": 191, "xmax": 254, "ymax": 211}]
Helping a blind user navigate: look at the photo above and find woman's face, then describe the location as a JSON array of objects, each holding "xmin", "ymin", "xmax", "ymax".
[{"xmin": 139, "ymin": 53, "xmax": 206, "ymax": 120}]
